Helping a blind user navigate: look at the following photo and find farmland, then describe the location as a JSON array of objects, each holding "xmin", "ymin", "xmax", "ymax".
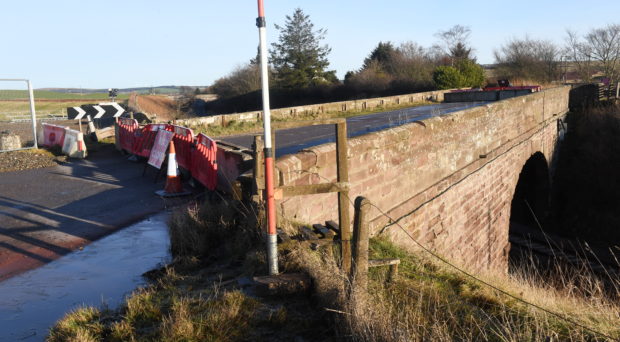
[
  {"xmin": 0, "ymin": 90, "xmax": 129, "ymax": 101},
  {"xmin": 0, "ymin": 90, "xmax": 130, "ymax": 119}
]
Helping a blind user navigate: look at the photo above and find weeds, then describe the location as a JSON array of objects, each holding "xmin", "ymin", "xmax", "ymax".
[
  {"xmin": 49, "ymin": 192, "xmax": 620, "ymax": 341},
  {"xmin": 281, "ymin": 236, "xmax": 620, "ymax": 341}
]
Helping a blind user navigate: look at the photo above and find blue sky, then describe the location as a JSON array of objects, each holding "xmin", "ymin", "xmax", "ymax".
[{"xmin": 2, "ymin": 0, "xmax": 619, "ymax": 89}]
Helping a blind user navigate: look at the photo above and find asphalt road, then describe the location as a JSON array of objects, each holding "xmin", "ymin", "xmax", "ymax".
[
  {"xmin": 0, "ymin": 101, "xmax": 484, "ymax": 281},
  {"xmin": 221, "ymin": 102, "xmax": 486, "ymax": 156},
  {"xmin": 0, "ymin": 145, "xmax": 189, "ymax": 281}
]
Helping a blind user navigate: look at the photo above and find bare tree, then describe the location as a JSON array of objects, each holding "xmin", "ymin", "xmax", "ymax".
[
  {"xmin": 435, "ymin": 25, "xmax": 474, "ymax": 64},
  {"xmin": 348, "ymin": 41, "xmax": 436, "ymax": 90},
  {"xmin": 494, "ymin": 37, "xmax": 560, "ymax": 83},
  {"xmin": 211, "ymin": 63, "xmax": 262, "ymax": 99},
  {"xmin": 565, "ymin": 24, "xmax": 620, "ymax": 83},
  {"xmin": 391, "ymin": 41, "xmax": 435, "ymax": 85}
]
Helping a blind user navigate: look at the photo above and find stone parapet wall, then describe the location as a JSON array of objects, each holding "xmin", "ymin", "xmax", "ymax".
[
  {"xmin": 274, "ymin": 86, "xmax": 570, "ymax": 272},
  {"xmin": 176, "ymin": 90, "xmax": 449, "ymax": 128}
]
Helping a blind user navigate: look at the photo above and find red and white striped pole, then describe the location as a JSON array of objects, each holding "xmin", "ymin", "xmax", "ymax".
[{"xmin": 256, "ymin": 0, "xmax": 278, "ymax": 275}]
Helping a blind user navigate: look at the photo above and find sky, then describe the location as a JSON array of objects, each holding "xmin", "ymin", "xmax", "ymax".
[{"xmin": 2, "ymin": 0, "xmax": 620, "ymax": 89}]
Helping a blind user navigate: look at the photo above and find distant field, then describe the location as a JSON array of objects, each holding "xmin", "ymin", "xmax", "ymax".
[
  {"xmin": 0, "ymin": 90, "xmax": 129, "ymax": 100},
  {"xmin": 0, "ymin": 98, "xmax": 129, "ymax": 118}
]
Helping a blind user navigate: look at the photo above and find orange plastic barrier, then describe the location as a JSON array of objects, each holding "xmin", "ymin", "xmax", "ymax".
[
  {"xmin": 191, "ymin": 133, "xmax": 218, "ymax": 190},
  {"xmin": 170, "ymin": 125, "xmax": 194, "ymax": 171},
  {"xmin": 132, "ymin": 123, "xmax": 171, "ymax": 158},
  {"xmin": 114, "ymin": 121, "xmax": 219, "ymax": 191},
  {"xmin": 117, "ymin": 118, "xmax": 139, "ymax": 153},
  {"xmin": 41, "ymin": 123, "xmax": 67, "ymax": 148}
]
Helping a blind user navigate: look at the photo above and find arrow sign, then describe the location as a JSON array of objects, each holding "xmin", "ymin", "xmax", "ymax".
[
  {"xmin": 72, "ymin": 107, "xmax": 86, "ymax": 120},
  {"xmin": 93, "ymin": 105, "xmax": 105, "ymax": 119},
  {"xmin": 99, "ymin": 102, "xmax": 125, "ymax": 117}
]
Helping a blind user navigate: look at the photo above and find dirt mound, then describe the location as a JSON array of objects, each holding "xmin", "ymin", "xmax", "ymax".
[{"xmin": 130, "ymin": 94, "xmax": 178, "ymax": 121}]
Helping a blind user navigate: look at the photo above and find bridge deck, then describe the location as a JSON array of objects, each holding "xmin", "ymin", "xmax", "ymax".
[{"xmin": 220, "ymin": 102, "xmax": 486, "ymax": 157}]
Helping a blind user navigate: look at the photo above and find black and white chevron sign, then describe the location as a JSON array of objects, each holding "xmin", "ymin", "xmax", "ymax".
[{"xmin": 67, "ymin": 103, "xmax": 126, "ymax": 120}]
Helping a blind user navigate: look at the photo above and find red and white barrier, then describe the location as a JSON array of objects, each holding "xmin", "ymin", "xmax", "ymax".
[
  {"xmin": 132, "ymin": 123, "xmax": 171, "ymax": 158},
  {"xmin": 40, "ymin": 123, "xmax": 68, "ymax": 148},
  {"xmin": 170, "ymin": 125, "xmax": 194, "ymax": 171},
  {"xmin": 62, "ymin": 128, "xmax": 87, "ymax": 158},
  {"xmin": 114, "ymin": 120, "xmax": 221, "ymax": 191},
  {"xmin": 116, "ymin": 117, "xmax": 139, "ymax": 153},
  {"xmin": 191, "ymin": 133, "xmax": 218, "ymax": 190}
]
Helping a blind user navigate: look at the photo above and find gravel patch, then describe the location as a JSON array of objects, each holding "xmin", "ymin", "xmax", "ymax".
[{"xmin": 0, "ymin": 149, "xmax": 67, "ymax": 173}]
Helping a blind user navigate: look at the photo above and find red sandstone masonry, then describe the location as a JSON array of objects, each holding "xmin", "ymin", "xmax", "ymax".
[{"xmin": 275, "ymin": 86, "xmax": 570, "ymax": 272}]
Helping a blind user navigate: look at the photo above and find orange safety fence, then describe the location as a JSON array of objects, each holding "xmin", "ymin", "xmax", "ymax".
[
  {"xmin": 115, "ymin": 121, "xmax": 219, "ymax": 191},
  {"xmin": 191, "ymin": 133, "xmax": 218, "ymax": 190},
  {"xmin": 132, "ymin": 123, "xmax": 171, "ymax": 158},
  {"xmin": 117, "ymin": 118, "xmax": 139, "ymax": 153},
  {"xmin": 170, "ymin": 125, "xmax": 194, "ymax": 171}
]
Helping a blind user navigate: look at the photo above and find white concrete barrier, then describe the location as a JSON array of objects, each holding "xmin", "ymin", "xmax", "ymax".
[{"xmin": 62, "ymin": 128, "xmax": 87, "ymax": 158}]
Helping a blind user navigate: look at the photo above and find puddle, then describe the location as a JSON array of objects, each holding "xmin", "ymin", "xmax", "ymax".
[{"xmin": 0, "ymin": 212, "xmax": 171, "ymax": 341}]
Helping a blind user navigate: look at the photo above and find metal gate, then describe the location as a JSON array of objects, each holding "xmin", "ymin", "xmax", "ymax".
[{"xmin": 0, "ymin": 79, "xmax": 38, "ymax": 151}]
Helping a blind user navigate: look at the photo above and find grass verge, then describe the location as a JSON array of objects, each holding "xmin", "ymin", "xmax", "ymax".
[{"xmin": 48, "ymin": 197, "xmax": 620, "ymax": 341}]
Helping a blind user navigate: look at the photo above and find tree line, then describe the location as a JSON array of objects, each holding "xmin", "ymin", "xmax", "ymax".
[{"xmin": 204, "ymin": 8, "xmax": 620, "ymax": 113}]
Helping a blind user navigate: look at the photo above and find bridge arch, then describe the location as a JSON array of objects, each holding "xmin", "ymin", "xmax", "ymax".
[{"xmin": 508, "ymin": 152, "xmax": 551, "ymax": 265}]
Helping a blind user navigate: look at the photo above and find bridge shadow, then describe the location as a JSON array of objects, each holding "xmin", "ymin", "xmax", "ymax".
[
  {"xmin": 0, "ymin": 146, "xmax": 170, "ymax": 281},
  {"xmin": 508, "ymin": 150, "xmax": 620, "ymax": 299}
]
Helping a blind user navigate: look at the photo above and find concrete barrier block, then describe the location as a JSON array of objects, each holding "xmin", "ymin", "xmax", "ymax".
[
  {"xmin": 62, "ymin": 128, "xmax": 87, "ymax": 158},
  {"xmin": 0, "ymin": 132, "xmax": 21, "ymax": 150}
]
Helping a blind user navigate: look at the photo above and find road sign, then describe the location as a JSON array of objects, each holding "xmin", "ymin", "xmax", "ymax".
[
  {"xmin": 93, "ymin": 105, "xmax": 105, "ymax": 119},
  {"xmin": 147, "ymin": 130, "xmax": 174, "ymax": 169},
  {"xmin": 67, "ymin": 103, "xmax": 125, "ymax": 120},
  {"xmin": 69, "ymin": 107, "xmax": 87, "ymax": 120},
  {"xmin": 98, "ymin": 102, "xmax": 125, "ymax": 117}
]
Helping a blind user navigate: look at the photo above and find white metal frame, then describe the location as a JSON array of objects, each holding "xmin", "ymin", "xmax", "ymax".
[{"xmin": 0, "ymin": 78, "xmax": 38, "ymax": 151}]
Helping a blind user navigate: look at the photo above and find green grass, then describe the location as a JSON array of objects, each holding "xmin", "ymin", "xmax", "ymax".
[
  {"xmin": 0, "ymin": 89, "xmax": 129, "ymax": 100},
  {"xmin": 0, "ymin": 99, "xmax": 129, "ymax": 117},
  {"xmin": 48, "ymin": 200, "xmax": 620, "ymax": 341},
  {"xmin": 48, "ymin": 199, "xmax": 330, "ymax": 342}
]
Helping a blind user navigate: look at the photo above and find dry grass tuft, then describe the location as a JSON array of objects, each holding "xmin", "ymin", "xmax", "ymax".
[
  {"xmin": 168, "ymin": 194, "xmax": 260, "ymax": 262},
  {"xmin": 283, "ymin": 237, "xmax": 620, "ymax": 341}
]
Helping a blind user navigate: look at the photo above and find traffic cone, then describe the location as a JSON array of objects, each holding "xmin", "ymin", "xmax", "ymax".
[{"xmin": 156, "ymin": 141, "xmax": 191, "ymax": 197}]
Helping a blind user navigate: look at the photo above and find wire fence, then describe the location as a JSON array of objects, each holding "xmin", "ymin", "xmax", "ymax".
[{"xmin": 274, "ymin": 168, "xmax": 619, "ymax": 341}]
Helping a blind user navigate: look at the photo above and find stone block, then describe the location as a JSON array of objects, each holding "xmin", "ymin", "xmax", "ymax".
[{"xmin": 0, "ymin": 132, "xmax": 21, "ymax": 150}]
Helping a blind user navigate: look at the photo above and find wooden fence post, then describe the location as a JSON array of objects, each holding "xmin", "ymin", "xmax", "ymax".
[
  {"xmin": 253, "ymin": 135, "xmax": 265, "ymax": 200},
  {"xmin": 336, "ymin": 121, "xmax": 352, "ymax": 274},
  {"xmin": 352, "ymin": 196, "xmax": 370, "ymax": 293}
]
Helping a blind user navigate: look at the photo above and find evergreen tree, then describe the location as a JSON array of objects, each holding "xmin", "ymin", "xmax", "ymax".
[
  {"xmin": 362, "ymin": 41, "xmax": 397, "ymax": 71},
  {"xmin": 270, "ymin": 8, "xmax": 336, "ymax": 89}
]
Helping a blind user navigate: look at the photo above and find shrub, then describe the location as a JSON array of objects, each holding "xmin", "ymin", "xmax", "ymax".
[{"xmin": 433, "ymin": 65, "xmax": 465, "ymax": 89}]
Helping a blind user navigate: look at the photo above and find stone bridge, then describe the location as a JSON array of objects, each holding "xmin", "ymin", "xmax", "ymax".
[{"xmin": 272, "ymin": 86, "xmax": 569, "ymax": 272}]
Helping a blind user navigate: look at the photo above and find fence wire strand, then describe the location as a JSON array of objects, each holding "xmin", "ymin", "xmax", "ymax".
[{"xmin": 275, "ymin": 168, "xmax": 618, "ymax": 341}]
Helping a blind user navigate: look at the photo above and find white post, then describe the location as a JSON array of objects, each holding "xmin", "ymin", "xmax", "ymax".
[{"xmin": 26, "ymin": 80, "xmax": 38, "ymax": 149}]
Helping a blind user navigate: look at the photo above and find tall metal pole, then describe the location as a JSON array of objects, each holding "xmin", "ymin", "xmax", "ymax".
[
  {"xmin": 256, "ymin": 0, "xmax": 278, "ymax": 275},
  {"xmin": 26, "ymin": 80, "xmax": 38, "ymax": 149}
]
